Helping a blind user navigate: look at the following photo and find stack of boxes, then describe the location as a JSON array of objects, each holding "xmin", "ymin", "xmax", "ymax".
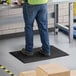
[
  {"xmin": 20, "ymin": 63, "xmax": 76, "ymax": 76},
  {"xmin": 59, "ymin": 3, "xmax": 69, "ymax": 26}
]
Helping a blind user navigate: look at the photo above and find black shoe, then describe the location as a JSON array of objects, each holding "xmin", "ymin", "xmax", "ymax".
[
  {"xmin": 21, "ymin": 48, "xmax": 33, "ymax": 56},
  {"xmin": 39, "ymin": 49, "xmax": 51, "ymax": 57}
]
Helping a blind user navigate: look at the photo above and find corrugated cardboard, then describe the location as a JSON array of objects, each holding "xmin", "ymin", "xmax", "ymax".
[
  {"xmin": 36, "ymin": 63, "xmax": 70, "ymax": 76},
  {"xmin": 71, "ymin": 70, "xmax": 76, "ymax": 76},
  {"xmin": 20, "ymin": 70, "xmax": 36, "ymax": 76}
]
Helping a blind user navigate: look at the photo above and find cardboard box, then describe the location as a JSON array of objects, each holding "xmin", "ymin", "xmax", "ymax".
[
  {"xmin": 71, "ymin": 70, "xmax": 76, "ymax": 76},
  {"xmin": 20, "ymin": 70, "xmax": 36, "ymax": 76},
  {"xmin": 36, "ymin": 63, "xmax": 70, "ymax": 76}
]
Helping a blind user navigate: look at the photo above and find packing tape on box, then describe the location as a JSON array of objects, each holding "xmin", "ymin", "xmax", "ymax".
[{"xmin": 0, "ymin": 65, "xmax": 16, "ymax": 76}]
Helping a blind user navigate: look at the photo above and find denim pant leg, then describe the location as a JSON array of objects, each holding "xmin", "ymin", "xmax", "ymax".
[
  {"xmin": 36, "ymin": 4, "xmax": 50, "ymax": 53},
  {"xmin": 23, "ymin": 4, "xmax": 37, "ymax": 52}
]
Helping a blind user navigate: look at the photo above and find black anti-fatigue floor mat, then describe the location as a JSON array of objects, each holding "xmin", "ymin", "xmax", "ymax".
[{"xmin": 10, "ymin": 45, "xmax": 69, "ymax": 63}]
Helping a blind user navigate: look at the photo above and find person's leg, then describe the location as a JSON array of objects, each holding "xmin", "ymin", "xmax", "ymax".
[
  {"xmin": 36, "ymin": 4, "xmax": 50, "ymax": 56},
  {"xmin": 22, "ymin": 3, "xmax": 37, "ymax": 55}
]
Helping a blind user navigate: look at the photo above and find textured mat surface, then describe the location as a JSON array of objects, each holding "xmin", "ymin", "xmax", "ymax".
[{"xmin": 10, "ymin": 45, "xmax": 69, "ymax": 63}]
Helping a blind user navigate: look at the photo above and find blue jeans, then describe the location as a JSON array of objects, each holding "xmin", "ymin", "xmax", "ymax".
[{"xmin": 23, "ymin": 3, "xmax": 50, "ymax": 53}]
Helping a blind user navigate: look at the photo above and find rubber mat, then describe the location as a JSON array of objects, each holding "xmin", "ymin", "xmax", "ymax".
[{"xmin": 10, "ymin": 45, "xmax": 69, "ymax": 63}]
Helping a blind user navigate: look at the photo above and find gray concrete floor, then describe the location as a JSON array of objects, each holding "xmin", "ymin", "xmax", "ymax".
[{"xmin": 0, "ymin": 32, "xmax": 76, "ymax": 76}]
